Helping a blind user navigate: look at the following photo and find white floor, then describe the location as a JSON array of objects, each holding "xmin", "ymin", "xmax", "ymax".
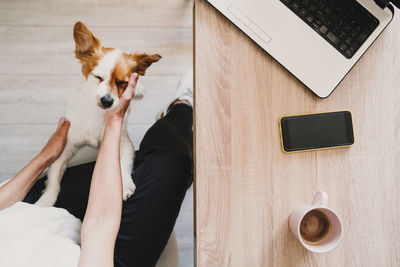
[{"xmin": 0, "ymin": 0, "xmax": 194, "ymax": 266}]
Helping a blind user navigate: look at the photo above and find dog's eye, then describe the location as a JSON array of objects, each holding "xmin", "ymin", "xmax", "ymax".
[
  {"xmin": 116, "ymin": 81, "xmax": 128, "ymax": 88},
  {"xmin": 94, "ymin": 75, "xmax": 104, "ymax": 82}
]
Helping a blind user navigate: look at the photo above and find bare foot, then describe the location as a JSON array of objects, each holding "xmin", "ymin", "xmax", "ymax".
[{"xmin": 39, "ymin": 118, "xmax": 70, "ymax": 165}]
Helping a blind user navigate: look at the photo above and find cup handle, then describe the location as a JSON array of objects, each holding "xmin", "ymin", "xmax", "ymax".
[{"xmin": 311, "ymin": 191, "xmax": 328, "ymax": 206}]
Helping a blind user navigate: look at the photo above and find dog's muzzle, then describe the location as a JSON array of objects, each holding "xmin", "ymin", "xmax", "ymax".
[{"xmin": 100, "ymin": 94, "xmax": 114, "ymax": 108}]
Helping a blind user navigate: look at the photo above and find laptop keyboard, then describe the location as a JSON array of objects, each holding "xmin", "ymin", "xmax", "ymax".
[{"xmin": 280, "ymin": 0, "xmax": 380, "ymax": 59}]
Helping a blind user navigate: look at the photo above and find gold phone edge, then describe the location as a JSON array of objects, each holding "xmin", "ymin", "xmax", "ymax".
[{"xmin": 278, "ymin": 110, "xmax": 356, "ymax": 154}]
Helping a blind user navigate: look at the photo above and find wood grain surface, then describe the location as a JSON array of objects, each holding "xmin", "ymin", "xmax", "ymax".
[{"xmin": 194, "ymin": 0, "xmax": 400, "ymax": 266}]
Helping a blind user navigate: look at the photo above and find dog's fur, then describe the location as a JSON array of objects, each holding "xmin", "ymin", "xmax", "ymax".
[{"xmin": 35, "ymin": 22, "xmax": 161, "ymax": 206}]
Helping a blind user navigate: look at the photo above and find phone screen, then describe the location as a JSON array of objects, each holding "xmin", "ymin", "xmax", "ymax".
[{"xmin": 280, "ymin": 111, "xmax": 354, "ymax": 152}]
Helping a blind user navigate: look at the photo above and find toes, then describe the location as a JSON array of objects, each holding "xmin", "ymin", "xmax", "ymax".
[
  {"xmin": 122, "ymin": 175, "xmax": 135, "ymax": 201},
  {"xmin": 123, "ymin": 190, "xmax": 133, "ymax": 200},
  {"xmin": 122, "ymin": 185, "xmax": 136, "ymax": 201}
]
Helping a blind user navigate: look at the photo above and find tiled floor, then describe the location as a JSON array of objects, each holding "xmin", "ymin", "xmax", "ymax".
[{"xmin": 0, "ymin": 0, "xmax": 193, "ymax": 266}]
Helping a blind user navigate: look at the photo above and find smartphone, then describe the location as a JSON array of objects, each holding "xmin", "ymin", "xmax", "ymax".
[{"xmin": 280, "ymin": 111, "xmax": 354, "ymax": 152}]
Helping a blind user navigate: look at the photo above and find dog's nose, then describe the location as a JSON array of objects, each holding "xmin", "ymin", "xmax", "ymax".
[{"xmin": 100, "ymin": 94, "xmax": 114, "ymax": 108}]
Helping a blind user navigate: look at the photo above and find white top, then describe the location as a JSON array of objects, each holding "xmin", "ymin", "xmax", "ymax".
[{"xmin": 0, "ymin": 202, "xmax": 81, "ymax": 267}]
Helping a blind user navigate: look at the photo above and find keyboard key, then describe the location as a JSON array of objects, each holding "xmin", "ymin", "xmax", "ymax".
[
  {"xmin": 344, "ymin": 36, "xmax": 353, "ymax": 45},
  {"xmin": 344, "ymin": 24, "xmax": 352, "ymax": 32},
  {"xmin": 338, "ymin": 30, "xmax": 346, "ymax": 39},
  {"xmin": 357, "ymin": 31, "xmax": 369, "ymax": 43},
  {"xmin": 330, "ymin": 14, "xmax": 340, "ymax": 23},
  {"xmin": 350, "ymin": 41, "xmax": 360, "ymax": 50},
  {"xmin": 301, "ymin": 0, "xmax": 310, "ymax": 7},
  {"xmin": 308, "ymin": 4, "xmax": 317, "ymax": 13},
  {"xmin": 324, "ymin": 7, "xmax": 333, "ymax": 16},
  {"xmin": 319, "ymin": 25, "xmax": 328, "ymax": 34},
  {"xmin": 332, "ymin": 27, "xmax": 341, "ymax": 35},
  {"xmin": 368, "ymin": 22, "xmax": 377, "ymax": 31},
  {"xmin": 346, "ymin": 47, "xmax": 356, "ymax": 57},
  {"xmin": 339, "ymin": 43, "xmax": 348, "ymax": 51},
  {"xmin": 299, "ymin": 8, "xmax": 308, "ymax": 17},
  {"xmin": 279, "ymin": 0, "xmax": 379, "ymax": 59},
  {"xmin": 290, "ymin": 1, "xmax": 301, "ymax": 11},
  {"xmin": 327, "ymin": 31, "xmax": 341, "ymax": 46},
  {"xmin": 317, "ymin": 1, "xmax": 326, "ymax": 9},
  {"xmin": 350, "ymin": 30, "xmax": 359, "ymax": 38},
  {"xmin": 315, "ymin": 11, "xmax": 329, "ymax": 25}
]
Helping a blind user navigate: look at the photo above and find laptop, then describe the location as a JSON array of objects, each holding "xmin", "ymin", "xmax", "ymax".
[{"xmin": 205, "ymin": 0, "xmax": 394, "ymax": 98}]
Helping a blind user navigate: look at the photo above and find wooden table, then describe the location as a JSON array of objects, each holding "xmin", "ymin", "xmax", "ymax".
[{"xmin": 194, "ymin": 0, "xmax": 400, "ymax": 266}]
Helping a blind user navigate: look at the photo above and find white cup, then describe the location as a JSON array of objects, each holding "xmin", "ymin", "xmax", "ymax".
[{"xmin": 288, "ymin": 191, "xmax": 343, "ymax": 253}]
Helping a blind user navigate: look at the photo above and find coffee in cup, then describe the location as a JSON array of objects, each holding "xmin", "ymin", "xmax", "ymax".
[
  {"xmin": 289, "ymin": 191, "xmax": 343, "ymax": 253},
  {"xmin": 300, "ymin": 209, "xmax": 331, "ymax": 244}
]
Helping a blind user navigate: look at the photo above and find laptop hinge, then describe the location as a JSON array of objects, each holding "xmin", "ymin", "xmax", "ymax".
[{"xmin": 374, "ymin": 0, "xmax": 400, "ymax": 9}]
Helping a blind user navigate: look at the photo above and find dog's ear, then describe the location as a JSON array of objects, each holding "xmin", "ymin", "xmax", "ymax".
[
  {"xmin": 73, "ymin": 21, "xmax": 101, "ymax": 56},
  {"xmin": 131, "ymin": 53, "xmax": 162, "ymax": 75},
  {"xmin": 73, "ymin": 22, "xmax": 102, "ymax": 78}
]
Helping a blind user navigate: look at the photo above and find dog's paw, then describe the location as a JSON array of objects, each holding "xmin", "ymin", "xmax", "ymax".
[
  {"xmin": 122, "ymin": 175, "xmax": 136, "ymax": 201},
  {"xmin": 35, "ymin": 192, "xmax": 58, "ymax": 207}
]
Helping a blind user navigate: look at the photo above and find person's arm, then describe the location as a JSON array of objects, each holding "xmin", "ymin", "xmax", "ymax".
[
  {"xmin": 0, "ymin": 118, "xmax": 70, "ymax": 211},
  {"xmin": 78, "ymin": 73, "xmax": 138, "ymax": 267}
]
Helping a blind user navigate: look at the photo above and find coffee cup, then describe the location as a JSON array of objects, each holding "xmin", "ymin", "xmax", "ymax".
[{"xmin": 288, "ymin": 191, "xmax": 343, "ymax": 253}]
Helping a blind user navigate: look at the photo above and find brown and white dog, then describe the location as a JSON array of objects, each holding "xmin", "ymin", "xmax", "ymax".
[{"xmin": 35, "ymin": 22, "xmax": 161, "ymax": 206}]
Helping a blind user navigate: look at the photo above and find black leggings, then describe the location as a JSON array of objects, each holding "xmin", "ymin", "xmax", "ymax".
[{"xmin": 24, "ymin": 104, "xmax": 193, "ymax": 267}]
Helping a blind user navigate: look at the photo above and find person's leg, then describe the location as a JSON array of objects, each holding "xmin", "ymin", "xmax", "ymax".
[
  {"xmin": 136, "ymin": 103, "xmax": 193, "ymax": 163},
  {"xmin": 24, "ymin": 103, "xmax": 193, "ymax": 267}
]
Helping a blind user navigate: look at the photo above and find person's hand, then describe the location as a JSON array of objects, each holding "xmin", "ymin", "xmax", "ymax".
[
  {"xmin": 40, "ymin": 117, "xmax": 70, "ymax": 165},
  {"xmin": 105, "ymin": 73, "xmax": 139, "ymax": 125}
]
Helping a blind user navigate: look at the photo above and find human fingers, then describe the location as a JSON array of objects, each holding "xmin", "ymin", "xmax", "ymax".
[{"xmin": 121, "ymin": 73, "xmax": 139, "ymax": 101}]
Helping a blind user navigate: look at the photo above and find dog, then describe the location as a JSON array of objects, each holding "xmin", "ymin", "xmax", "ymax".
[{"xmin": 35, "ymin": 21, "xmax": 161, "ymax": 206}]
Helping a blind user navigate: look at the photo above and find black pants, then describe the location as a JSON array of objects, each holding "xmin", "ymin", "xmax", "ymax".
[{"xmin": 24, "ymin": 104, "xmax": 193, "ymax": 267}]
